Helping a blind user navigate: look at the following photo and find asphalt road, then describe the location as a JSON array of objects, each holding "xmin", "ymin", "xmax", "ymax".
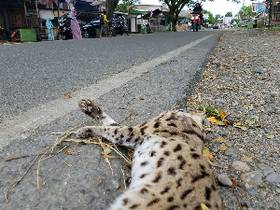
[
  {"xmin": 1, "ymin": 32, "xmax": 212, "ymax": 121},
  {"xmin": 0, "ymin": 31, "xmax": 219, "ymax": 210}
]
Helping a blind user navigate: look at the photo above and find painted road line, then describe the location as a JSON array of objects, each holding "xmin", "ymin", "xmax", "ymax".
[{"xmin": 0, "ymin": 35, "xmax": 213, "ymax": 147}]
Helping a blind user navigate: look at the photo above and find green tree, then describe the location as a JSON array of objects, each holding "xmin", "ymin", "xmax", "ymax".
[
  {"xmin": 116, "ymin": 0, "xmax": 140, "ymax": 13},
  {"xmin": 205, "ymin": 11, "xmax": 218, "ymax": 25},
  {"xmin": 225, "ymin": 12, "xmax": 233, "ymax": 17},
  {"xmin": 160, "ymin": 0, "xmax": 239, "ymax": 31},
  {"xmin": 238, "ymin": 5, "xmax": 256, "ymax": 20},
  {"xmin": 159, "ymin": 0, "xmax": 195, "ymax": 31},
  {"xmin": 105, "ymin": 0, "xmax": 119, "ymax": 19}
]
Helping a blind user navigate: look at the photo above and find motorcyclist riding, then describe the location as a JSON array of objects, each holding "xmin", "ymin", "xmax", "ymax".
[{"xmin": 191, "ymin": 2, "xmax": 203, "ymax": 32}]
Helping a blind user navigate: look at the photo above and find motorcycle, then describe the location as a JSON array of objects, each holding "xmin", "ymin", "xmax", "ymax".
[
  {"xmin": 58, "ymin": 13, "xmax": 73, "ymax": 40},
  {"xmin": 111, "ymin": 14, "xmax": 128, "ymax": 36},
  {"xmin": 81, "ymin": 18, "xmax": 100, "ymax": 38},
  {"xmin": 191, "ymin": 13, "xmax": 201, "ymax": 32}
]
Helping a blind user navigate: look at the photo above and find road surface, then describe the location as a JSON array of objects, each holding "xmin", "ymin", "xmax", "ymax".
[{"xmin": 0, "ymin": 31, "xmax": 219, "ymax": 210}]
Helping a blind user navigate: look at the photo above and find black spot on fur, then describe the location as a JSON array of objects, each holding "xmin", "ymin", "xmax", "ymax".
[
  {"xmin": 129, "ymin": 132, "xmax": 134, "ymax": 137},
  {"xmin": 140, "ymin": 174, "xmax": 147, "ymax": 179},
  {"xmin": 114, "ymin": 129, "xmax": 118, "ymax": 135},
  {"xmin": 179, "ymin": 160, "xmax": 186, "ymax": 169},
  {"xmin": 180, "ymin": 188, "xmax": 194, "ymax": 200},
  {"xmin": 150, "ymin": 151, "xmax": 156, "ymax": 157},
  {"xmin": 160, "ymin": 186, "xmax": 170, "ymax": 194},
  {"xmin": 146, "ymin": 198, "xmax": 160, "ymax": 207},
  {"xmin": 194, "ymin": 205, "xmax": 201, "ymax": 210},
  {"xmin": 123, "ymin": 198, "xmax": 128, "ymax": 205},
  {"xmin": 167, "ymin": 122, "xmax": 177, "ymax": 127},
  {"xmin": 128, "ymin": 127, "xmax": 133, "ymax": 132},
  {"xmin": 168, "ymin": 205, "xmax": 180, "ymax": 210},
  {"xmin": 167, "ymin": 197, "xmax": 174, "ymax": 202},
  {"xmin": 140, "ymin": 126, "xmax": 148, "ymax": 135},
  {"xmin": 191, "ymin": 171, "xmax": 210, "ymax": 183},
  {"xmin": 129, "ymin": 204, "xmax": 140, "ymax": 209},
  {"xmin": 190, "ymin": 148, "xmax": 196, "ymax": 152},
  {"xmin": 140, "ymin": 161, "xmax": 148, "ymax": 166},
  {"xmin": 134, "ymin": 137, "xmax": 140, "ymax": 143},
  {"xmin": 126, "ymin": 137, "xmax": 132, "ymax": 142},
  {"xmin": 173, "ymin": 144, "xmax": 182, "ymax": 152},
  {"xmin": 160, "ymin": 141, "xmax": 167, "ymax": 148},
  {"xmin": 177, "ymin": 155, "xmax": 183, "ymax": 160},
  {"xmin": 205, "ymin": 186, "xmax": 212, "ymax": 200},
  {"xmin": 183, "ymin": 204, "xmax": 187, "ymax": 208},
  {"xmin": 167, "ymin": 167, "xmax": 176, "ymax": 175},
  {"xmin": 120, "ymin": 134, "xmax": 124, "ymax": 139},
  {"xmin": 211, "ymin": 184, "xmax": 217, "ymax": 191},
  {"xmin": 191, "ymin": 153, "xmax": 200, "ymax": 159},
  {"xmin": 164, "ymin": 151, "xmax": 170, "ymax": 156},
  {"xmin": 152, "ymin": 172, "xmax": 162, "ymax": 183},
  {"xmin": 200, "ymin": 164, "xmax": 206, "ymax": 171},
  {"xmin": 176, "ymin": 178, "xmax": 183, "ymax": 188},
  {"xmin": 110, "ymin": 123, "xmax": 119, "ymax": 126},
  {"xmin": 154, "ymin": 122, "xmax": 160, "ymax": 128},
  {"xmin": 140, "ymin": 188, "xmax": 148, "ymax": 194},
  {"xmin": 192, "ymin": 122, "xmax": 198, "ymax": 127},
  {"xmin": 157, "ymin": 157, "xmax": 164, "ymax": 168}
]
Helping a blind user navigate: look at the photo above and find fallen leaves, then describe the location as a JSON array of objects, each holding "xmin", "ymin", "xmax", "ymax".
[
  {"xmin": 207, "ymin": 116, "xmax": 226, "ymax": 126},
  {"xmin": 266, "ymin": 134, "xmax": 274, "ymax": 139},
  {"xmin": 233, "ymin": 122, "xmax": 248, "ymax": 131},
  {"xmin": 202, "ymin": 147, "xmax": 215, "ymax": 163},
  {"xmin": 200, "ymin": 106, "xmax": 229, "ymax": 126},
  {"xmin": 218, "ymin": 143, "xmax": 229, "ymax": 153}
]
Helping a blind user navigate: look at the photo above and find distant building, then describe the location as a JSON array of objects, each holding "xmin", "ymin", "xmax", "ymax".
[
  {"xmin": 271, "ymin": 0, "xmax": 280, "ymax": 24},
  {"xmin": 129, "ymin": 4, "xmax": 169, "ymax": 32}
]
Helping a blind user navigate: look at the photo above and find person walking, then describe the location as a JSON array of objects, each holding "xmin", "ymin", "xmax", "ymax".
[
  {"xmin": 46, "ymin": 18, "xmax": 55, "ymax": 40},
  {"xmin": 99, "ymin": 12, "xmax": 108, "ymax": 37},
  {"xmin": 70, "ymin": 7, "xmax": 82, "ymax": 40}
]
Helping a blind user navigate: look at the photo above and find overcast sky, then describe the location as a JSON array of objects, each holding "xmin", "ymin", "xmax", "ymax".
[{"xmin": 140, "ymin": 0, "xmax": 252, "ymax": 16}]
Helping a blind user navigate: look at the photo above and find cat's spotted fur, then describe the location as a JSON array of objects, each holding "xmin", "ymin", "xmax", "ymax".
[{"xmin": 76, "ymin": 99, "xmax": 223, "ymax": 210}]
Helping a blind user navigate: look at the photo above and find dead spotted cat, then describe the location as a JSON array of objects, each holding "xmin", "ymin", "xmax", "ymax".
[{"xmin": 75, "ymin": 99, "xmax": 223, "ymax": 210}]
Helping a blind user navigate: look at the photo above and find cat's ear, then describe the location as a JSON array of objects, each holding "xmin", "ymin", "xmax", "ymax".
[{"xmin": 190, "ymin": 112, "xmax": 206, "ymax": 129}]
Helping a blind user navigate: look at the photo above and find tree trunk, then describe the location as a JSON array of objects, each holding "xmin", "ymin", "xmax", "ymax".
[{"xmin": 170, "ymin": 14, "xmax": 179, "ymax": 31}]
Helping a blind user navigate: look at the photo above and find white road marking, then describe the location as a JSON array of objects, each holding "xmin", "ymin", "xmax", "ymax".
[{"xmin": 0, "ymin": 35, "xmax": 213, "ymax": 146}]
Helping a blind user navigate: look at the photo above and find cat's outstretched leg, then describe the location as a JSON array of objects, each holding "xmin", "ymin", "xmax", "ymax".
[
  {"xmin": 75, "ymin": 125, "xmax": 143, "ymax": 148},
  {"xmin": 77, "ymin": 99, "xmax": 143, "ymax": 148},
  {"xmin": 79, "ymin": 99, "xmax": 119, "ymax": 126}
]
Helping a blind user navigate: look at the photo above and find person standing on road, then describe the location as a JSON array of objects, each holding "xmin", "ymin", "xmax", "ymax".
[
  {"xmin": 100, "ymin": 12, "xmax": 108, "ymax": 37},
  {"xmin": 70, "ymin": 7, "xmax": 82, "ymax": 40},
  {"xmin": 46, "ymin": 18, "xmax": 55, "ymax": 41}
]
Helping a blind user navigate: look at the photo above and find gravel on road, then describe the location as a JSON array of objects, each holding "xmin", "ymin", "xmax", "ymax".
[{"xmin": 186, "ymin": 30, "xmax": 280, "ymax": 210}]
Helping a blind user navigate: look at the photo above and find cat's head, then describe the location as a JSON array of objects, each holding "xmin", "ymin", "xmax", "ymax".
[{"xmin": 178, "ymin": 110, "xmax": 205, "ymax": 130}]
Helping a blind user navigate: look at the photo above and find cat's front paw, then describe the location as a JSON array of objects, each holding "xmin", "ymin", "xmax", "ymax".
[
  {"xmin": 74, "ymin": 127, "xmax": 94, "ymax": 139},
  {"xmin": 79, "ymin": 99, "xmax": 103, "ymax": 120}
]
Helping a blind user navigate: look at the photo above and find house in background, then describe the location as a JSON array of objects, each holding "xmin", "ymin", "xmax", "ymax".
[
  {"xmin": 0, "ymin": 0, "xmax": 28, "ymax": 31},
  {"xmin": 271, "ymin": 0, "xmax": 280, "ymax": 25},
  {"xmin": 129, "ymin": 4, "xmax": 169, "ymax": 33}
]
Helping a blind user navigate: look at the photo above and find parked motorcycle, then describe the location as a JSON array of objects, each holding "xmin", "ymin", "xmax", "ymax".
[
  {"xmin": 58, "ymin": 13, "xmax": 72, "ymax": 40},
  {"xmin": 111, "ymin": 13, "xmax": 128, "ymax": 36},
  {"xmin": 81, "ymin": 18, "xmax": 100, "ymax": 38}
]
